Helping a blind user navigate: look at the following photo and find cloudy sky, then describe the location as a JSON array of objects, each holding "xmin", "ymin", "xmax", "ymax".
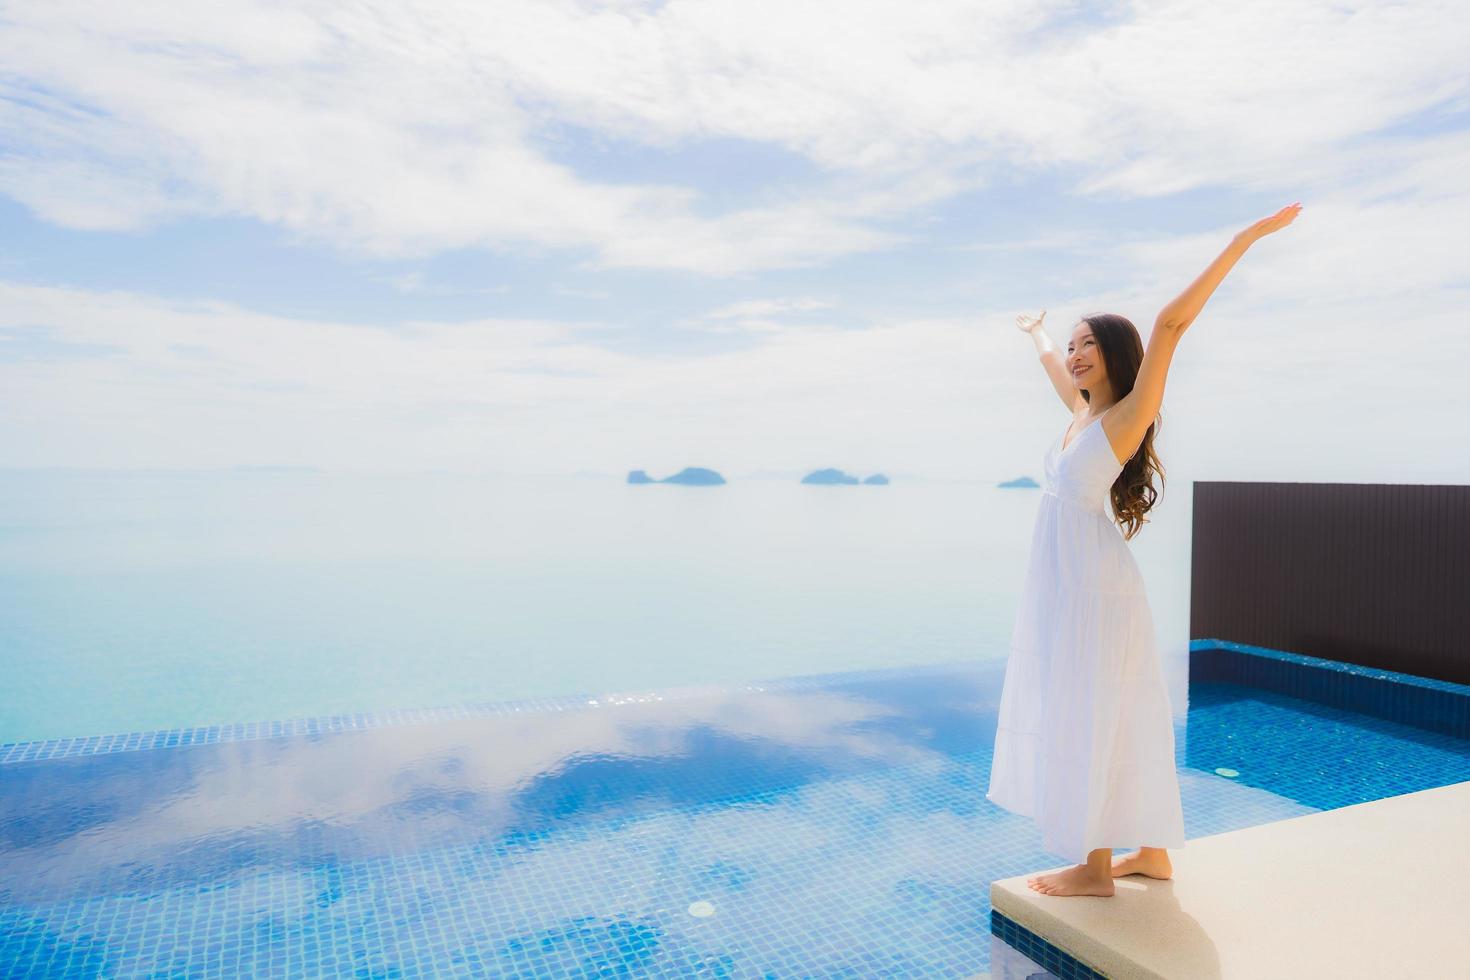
[{"xmin": 1, "ymin": 0, "xmax": 1466, "ymax": 481}]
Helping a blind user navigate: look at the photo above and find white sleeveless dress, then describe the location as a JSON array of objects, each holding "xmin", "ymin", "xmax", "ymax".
[{"xmin": 986, "ymin": 407, "xmax": 1187, "ymax": 862}]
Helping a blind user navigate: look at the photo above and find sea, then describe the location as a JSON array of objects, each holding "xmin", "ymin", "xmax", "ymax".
[{"xmin": 0, "ymin": 469, "xmax": 1196, "ymax": 745}]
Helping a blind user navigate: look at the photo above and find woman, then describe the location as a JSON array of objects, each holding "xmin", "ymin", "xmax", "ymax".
[{"xmin": 986, "ymin": 202, "xmax": 1303, "ymax": 897}]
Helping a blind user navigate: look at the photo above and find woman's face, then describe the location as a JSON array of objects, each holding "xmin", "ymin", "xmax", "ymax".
[{"xmin": 1067, "ymin": 324, "xmax": 1105, "ymax": 389}]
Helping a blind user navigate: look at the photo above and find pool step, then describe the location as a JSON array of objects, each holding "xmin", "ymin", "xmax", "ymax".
[{"xmin": 985, "ymin": 780, "xmax": 1470, "ymax": 979}]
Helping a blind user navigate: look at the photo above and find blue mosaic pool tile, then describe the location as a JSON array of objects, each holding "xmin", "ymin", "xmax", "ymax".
[
  {"xmin": 0, "ymin": 760, "xmax": 1057, "ymax": 977},
  {"xmin": 990, "ymin": 909, "xmax": 1106, "ymax": 979},
  {"xmin": 1190, "ymin": 638, "xmax": 1470, "ymax": 739},
  {"xmin": 4, "ymin": 660, "xmax": 1468, "ymax": 977}
]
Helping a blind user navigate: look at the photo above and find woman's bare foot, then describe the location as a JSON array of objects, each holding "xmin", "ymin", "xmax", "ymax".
[
  {"xmin": 1110, "ymin": 848, "xmax": 1173, "ymax": 879},
  {"xmin": 1026, "ymin": 864, "xmax": 1115, "ymax": 897}
]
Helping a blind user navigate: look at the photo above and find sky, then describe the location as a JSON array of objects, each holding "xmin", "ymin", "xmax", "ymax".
[{"xmin": 1, "ymin": 0, "xmax": 1467, "ymax": 482}]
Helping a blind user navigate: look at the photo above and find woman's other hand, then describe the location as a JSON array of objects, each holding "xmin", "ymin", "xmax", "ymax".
[{"xmin": 1016, "ymin": 310, "xmax": 1047, "ymax": 334}]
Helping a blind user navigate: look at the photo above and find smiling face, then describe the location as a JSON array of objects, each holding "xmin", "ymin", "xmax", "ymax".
[{"xmin": 1067, "ymin": 323, "xmax": 1106, "ymax": 389}]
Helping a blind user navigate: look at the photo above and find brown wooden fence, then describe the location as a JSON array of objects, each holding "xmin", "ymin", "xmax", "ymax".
[{"xmin": 1189, "ymin": 482, "xmax": 1470, "ymax": 686}]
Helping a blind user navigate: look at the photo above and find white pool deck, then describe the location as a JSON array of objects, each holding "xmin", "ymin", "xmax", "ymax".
[{"xmin": 983, "ymin": 779, "xmax": 1470, "ymax": 979}]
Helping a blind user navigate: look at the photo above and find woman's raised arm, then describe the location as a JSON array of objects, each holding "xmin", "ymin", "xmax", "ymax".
[
  {"xmin": 1156, "ymin": 202, "xmax": 1303, "ymax": 333},
  {"xmin": 1017, "ymin": 310, "xmax": 1082, "ymax": 412},
  {"xmin": 1104, "ymin": 203, "xmax": 1304, "ymax": 463}
]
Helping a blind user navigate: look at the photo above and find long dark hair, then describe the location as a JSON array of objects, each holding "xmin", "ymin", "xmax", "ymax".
[{"xmin": 1080, "ymin": 312, "xmax": 1164, "ymax": 541}]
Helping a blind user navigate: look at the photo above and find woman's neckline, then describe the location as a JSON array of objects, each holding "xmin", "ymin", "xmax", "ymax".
[{"xmin": 1060, "ymin": 405, "xmax": 1117, "ymax": 454}]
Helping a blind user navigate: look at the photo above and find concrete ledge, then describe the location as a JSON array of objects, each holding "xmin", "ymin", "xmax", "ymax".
[{"xmin": 988, "ymin": 780, "xmax": 1470, "ymax": 979}]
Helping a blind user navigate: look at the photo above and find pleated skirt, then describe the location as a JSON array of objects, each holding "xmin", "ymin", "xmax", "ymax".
[{"xmin": 985, "ymin": 492, "xmax": 1187, "ymax": 862}]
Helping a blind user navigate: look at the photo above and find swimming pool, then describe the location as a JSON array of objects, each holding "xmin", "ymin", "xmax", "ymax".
[{"xmin": 4, "ymin": 656, "xmax": 1468, "ymax": 977}]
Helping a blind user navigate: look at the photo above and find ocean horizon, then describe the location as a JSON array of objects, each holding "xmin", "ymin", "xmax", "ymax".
[{"xmin": 0, "ymin": 468, "xmax": 1195, "ymax": 745}]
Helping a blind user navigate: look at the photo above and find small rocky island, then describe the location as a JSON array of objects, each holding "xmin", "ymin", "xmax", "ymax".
[
  {"xmin": 998, "ymin": 476, "xmax": 1040, "ymax": 488},
  {"xmin": 801, "ymin": 469, "xmax": 889, "ymax": 485},
  {"xmin": 626, "ymin": 467, "xmax": 726, "ymax": 485}
]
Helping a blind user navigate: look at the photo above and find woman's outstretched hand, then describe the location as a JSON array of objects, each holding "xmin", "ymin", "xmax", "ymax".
[
  {"xmin": 1016, "ymin": 310, "xmax": 1047, "ymax": 334},
  {"xmin": 1239, "ymin": 202, "xmax": 1303, "ymax": 244}
]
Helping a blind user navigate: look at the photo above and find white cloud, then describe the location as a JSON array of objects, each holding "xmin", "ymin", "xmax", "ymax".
[
  {"xmin": 0, "ymin": 278, "xmax": 1021, "ymax": 474},
  {"xmin": 669, "ymin": 297, "xmax": 840, "ymax": 335},
  {"xmin": 958, "ymin": 230, "xmax": 1096, "ymax": 253},
  {"xmin": 2, "ymin": 0, "xmax": 1465, "ymax": 272},
  {"xmin": 372, "ymin": 271, "xmax": 512, "ymax": 296},
  {"xmin": 4, "ymin": 184, "xmax": 1466, "ymax": 483},
  {"xmin": 0, "ymin": 2, "xmax": 1466, "ymax": 481},
  {"xmin": 704, "ymin": 299, "xmax": 835, "ymax": 320}
]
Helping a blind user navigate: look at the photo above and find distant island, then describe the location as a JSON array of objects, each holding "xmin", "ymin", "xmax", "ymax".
[
  {"xmin": 998, "ymin": 476, "xmax": 1040, "ymax": 488},
  {"xmin": 627, "ymin": 467, "xmax": 890, "ymax": 485},
  {"xmin": 801, "ymin": 468, "xmax": 889, "ymax": 485},
  {"xmin": 626, "ymin": 467, "xmax": 727, "ymax": 485}
]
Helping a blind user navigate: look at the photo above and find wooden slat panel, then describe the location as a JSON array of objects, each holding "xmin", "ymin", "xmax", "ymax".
[{"xmin": 1190, "ymin": 482, "xmax": 1470, "ymax": 685}]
